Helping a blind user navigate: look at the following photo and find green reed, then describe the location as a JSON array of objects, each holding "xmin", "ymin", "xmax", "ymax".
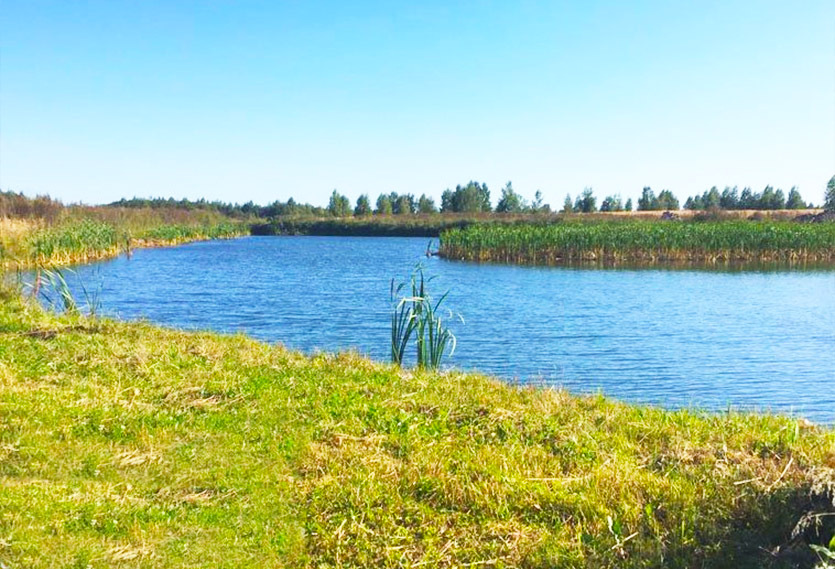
[
  {"xmin": 390, "ymin": 265, "xmax": 457, "ymax": 369},
  {"xmin": 27, "ymin": 220, "xmax": 121, "ymax": 263},
  {"xmin": 440, "ymin": 220, "xmax": 835, "ymax": 265}
]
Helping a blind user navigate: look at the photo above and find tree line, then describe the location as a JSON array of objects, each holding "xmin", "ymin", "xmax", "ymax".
[{"xmin": 3, "ymin": 175, "xmax": 834, "ymax": 221}]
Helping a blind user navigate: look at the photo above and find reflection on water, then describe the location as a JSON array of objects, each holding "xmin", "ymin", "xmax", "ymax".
[{"xmin": 29, "ymin": 236, "xmax": 835, "ymax": 424}]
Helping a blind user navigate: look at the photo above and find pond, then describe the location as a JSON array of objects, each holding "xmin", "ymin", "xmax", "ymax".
[{"xmin": 38, "ymin": 236, "xmax": 835, "ymax": 423}]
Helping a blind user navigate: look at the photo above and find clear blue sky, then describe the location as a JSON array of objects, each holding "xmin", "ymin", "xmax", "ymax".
[{"xmin": 2, "ymin": 0, "xmax": 834, "ymax": 208}]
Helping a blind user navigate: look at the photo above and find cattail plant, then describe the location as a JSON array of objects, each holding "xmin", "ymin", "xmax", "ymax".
[
  {"xmin": 439, "ymin": 220, "xmax": 835, "ymax": 265},
  {"xmin": 390, "ymin": 264, "xmax": 457, "ymax": 369}
]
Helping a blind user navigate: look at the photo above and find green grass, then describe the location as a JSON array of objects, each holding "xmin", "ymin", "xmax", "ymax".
[
  {"xmin": 1, "ymin": 287, "xmax": 833, "ymax": 568},
  {"xmin": 251, "ymin": 213, "xmax": 561, "ymax": 238},
  {"xmin": 440, "ymin": 220, "xmax": 835, "ymax": 265},
  {"xmin": 1, "ymin": 217, "xmax": 247, "ymax": 269}
]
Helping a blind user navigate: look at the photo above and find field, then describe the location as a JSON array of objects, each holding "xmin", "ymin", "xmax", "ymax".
[
  {"xmin": 0, "ymin": 287, "xmax": 834, "ymax": 568},
  {"xmin": 439, "ymin": 220, "xmax": 835, "ymax": 266}
]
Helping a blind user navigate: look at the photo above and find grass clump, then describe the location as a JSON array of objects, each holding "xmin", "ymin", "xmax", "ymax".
[
  {"xmin": 440, "ymin": 220, "xmax": 835, "ymax": 266},
  {"xmin": 390, "ymin": 265, "xmax": 457, "ymax": 369},
  {"xmin": 0, "ymin": 287, "xmax": 833, "ymax": 567}
]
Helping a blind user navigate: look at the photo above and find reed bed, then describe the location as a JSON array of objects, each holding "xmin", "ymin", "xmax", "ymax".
[
  {"xmin": 1, "ymin": 217, "xmax": 246, "ymax": 269},
  {"xmin": 439, "ymin": 220, "xmax": 835, "ymax": 265}
]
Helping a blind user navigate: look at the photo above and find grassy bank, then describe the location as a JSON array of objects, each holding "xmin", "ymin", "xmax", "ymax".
[
  {"xmin": 439, "ymin": 220, "xmax": 835, "ymax": 266},
  {"xmin": 1, "ymin": 214, "xmax": 246, "ymax": 269},
  {"xmin": 1, "ymin": 288, "xmax": 833, "ymax": 568}
]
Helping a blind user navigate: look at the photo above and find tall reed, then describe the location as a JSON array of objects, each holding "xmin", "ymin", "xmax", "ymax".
[{"xmin": 440, "ymin": 220, "xmax": 835, "ymax": 265}]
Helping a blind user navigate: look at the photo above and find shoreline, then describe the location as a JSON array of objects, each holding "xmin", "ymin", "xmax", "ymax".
[{"xmin": 1, "ymin": 288, "xmax": 833, "ymax": 566}]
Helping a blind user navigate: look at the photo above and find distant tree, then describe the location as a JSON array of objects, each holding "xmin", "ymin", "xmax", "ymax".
[
  {"xmin": 774, "ymin": 188, "xmax": 787, "ymax": 209},
  {"xmin": 574, "ymin": 188, "xmax": 597, "ymax": 213},
  {"xmin": 624, "ymin": 198, "xmax": 633, "ymax": 212},
  {"xmin": 417, "ymin": 194, "xmax": 437, "ymax": 213},
  {"xmin": 656, "ymin": 190, "xmax": 679, "ymax": 210},
  {"xmin": 704, "ymin": 186, "xmax": 721, "ymax": 209},
  {"xmin": 532, "ymin": 190, "xmax": 544, "ymax": 212},
  {"xmin": 354, "ymin": 194, "xmax": 372, "ymax": 216},
  {"xmin": 440, "ymin": 189, "xmax": 455, "ymax": 213},
  {"xmin": 393, "ymin": 193, "xmax": 416, "ymax": 215},
  {"xmin": 739, "ymin": 187, "xmax": 756, "ymax": 209},
  {"xmin": 600, "ymin": 195, "xmax": 623, "ymax": 212},
  {"xmin": 562, "ymin": 194, "xmax": 573, "ymax": 214},
  {"xmin": 720, "ymin": 186, "xmax": 740, "ymax": 210},
  {"xmin": 496, "ymin": 181, "xmax": 525, "ymax": 213},
  {"xmin": 758, "ymin": 186, "xmax": 783, "ymax": 210},
  {"xmin": 637, "ymin": 187, "xmax": 658, "ymax": 211},
  {"xmin": 785, "ymin": 187, "xmax": 805, "ymax": 209},
  {"xmin": 826, "ymin": 175, "xmax": 835, "ymax": 212},
  {"xmin": 375, "ymin": 193, "xmax": 393, "ymax": 215},
  {"xmin": 327, "ymin": 190, "xmax": 351, "ymax": 217},
  {"xmin": 442, "ymin": 182, "xmax": 491, "ymax": 212}
]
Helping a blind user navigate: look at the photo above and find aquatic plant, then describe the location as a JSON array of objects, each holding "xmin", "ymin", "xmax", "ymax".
[
  {"xmin": 33, "ymin": 267, "xmax": 102, "ymax": 316},
  {"xmin": 440, "ymin": 220, "xmax": 835, "ymax": 265},
  {"xmin": 390, "ymin": 264, "xmax": 457, "ymax": 369}
]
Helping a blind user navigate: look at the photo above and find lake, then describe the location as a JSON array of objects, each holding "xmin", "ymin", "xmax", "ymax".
[{"xmin": 40, "ymin": 236, "xmax": 835, "ymax": 423}]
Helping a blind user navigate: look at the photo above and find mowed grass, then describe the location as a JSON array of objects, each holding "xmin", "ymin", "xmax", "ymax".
[
  {"xmin": 440, "ymin": 221, "xmax": 835, "ymax": 265},
  {"xmin": 1, "ymin": 289, "xmax": 834, "ymax": 568}
]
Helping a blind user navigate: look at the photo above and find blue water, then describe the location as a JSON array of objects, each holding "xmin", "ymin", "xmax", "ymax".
[{"xmin": 41, "ymin": 236, "xmax": 835, "ymax": 423}]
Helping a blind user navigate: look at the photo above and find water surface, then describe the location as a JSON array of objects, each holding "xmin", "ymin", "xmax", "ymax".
[{"xmin": 48, "ymin": 236, "xmax": 835, "ymax": 423}]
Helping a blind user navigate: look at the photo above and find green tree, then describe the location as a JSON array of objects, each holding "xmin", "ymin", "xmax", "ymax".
[
  {"xmin": 720, "ymin": 187, "xmax": 740, "ymax": 209},
  {"xmin": 759, "ymin": 186, "xmax": 781, "ymax": 210},
  {"xmin": 327, "ymin": 190, "xmax": 351, "ymax": 217},
  {"xmin": 417, "ymin": 194, "xmax": 437, "ymax": 213},
  {"xmin": 624, "ymin": 198, "xmax": 633, "ymax": 212},
  {"xmin": 704, "ymin": 186, "xmax": 721, "ymax": 209},
  {"xmin": 786, "ymin": 187, "xmax": 805, "ymax": 209},
  {"xmin": 562, "ymin": 194, "xmax": 573, "ymax": 214},
  {"xmin": 532, "ymin": 190, "xmax": 544, "ymax": 212},
  {"xmin": 825, "ymin": 175, "xmax": 835, "ymax": 212},
  {"xmin": 394, "ymin": 194, "xmax": 415, "ymax": 215},
  {"xmin": 600, "ymin": 195, "xmax": 623, "ymax": 212},
  {"xmin": 441, "ymin": 182, "xmax": 491, "ymax": 213},
  {"xmin": 739, "ymin": 187, "xmax": 756, "ymax": 209},
  {"xmin": 375, "ymin": 193, "xmax": 393, "ymax": 215},
  {"xmin": 637, "ymin": 187, "xmax": 658, "ymax": 211},
  {"xmin": 440, "ymin": 189, "xmax": 455, "ymax": 213},
  {"xmin": 495, "ymin": 181, "xmax": 525, "ymax": 213},
  {"xmin": 574, "ymin": 188, "xmax": 597, "ymax": 213},
  {"xmin": 656, "ymin": 190, "xmax": 680, "ymax": 210},
  {"xmin": 354, "ymin": 194, "xmax": 372, "ymax": 216}
]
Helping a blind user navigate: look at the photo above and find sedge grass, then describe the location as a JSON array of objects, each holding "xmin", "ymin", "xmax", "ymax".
[{"xmin": 0, "ymin": 286, "xmax": 833, "ymax": 568}]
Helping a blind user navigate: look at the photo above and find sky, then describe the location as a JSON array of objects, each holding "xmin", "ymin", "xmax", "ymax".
[{"xmin": 1, "ymin": 0, "xmax": 834, "ymax": 208}]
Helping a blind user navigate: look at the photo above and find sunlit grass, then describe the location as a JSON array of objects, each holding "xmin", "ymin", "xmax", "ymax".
[
  {"xmin": 0, "ymin": 215, "xmax": 246, "ymax": 269},
  {"xmin": 440, "ymin": 220, "xmax": 835, "ymax": 265},
  {"xmin": 0, "ymin": 286, "xmax": 832, "ymax": 568}
]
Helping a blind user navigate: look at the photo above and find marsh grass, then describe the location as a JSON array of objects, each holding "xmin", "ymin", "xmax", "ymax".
[
  {"xmin": 0, "ymin": 214, "xmax": 246, "ymax": 269},
  {"xmin": 440, "ymin": 220, "xmax": 835, "ymax": 265}
]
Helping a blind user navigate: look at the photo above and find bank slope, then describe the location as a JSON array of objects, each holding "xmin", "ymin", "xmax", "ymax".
[{"xmin": 0, "ymin": 290, "xmax": 833, "ymax": 568}]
